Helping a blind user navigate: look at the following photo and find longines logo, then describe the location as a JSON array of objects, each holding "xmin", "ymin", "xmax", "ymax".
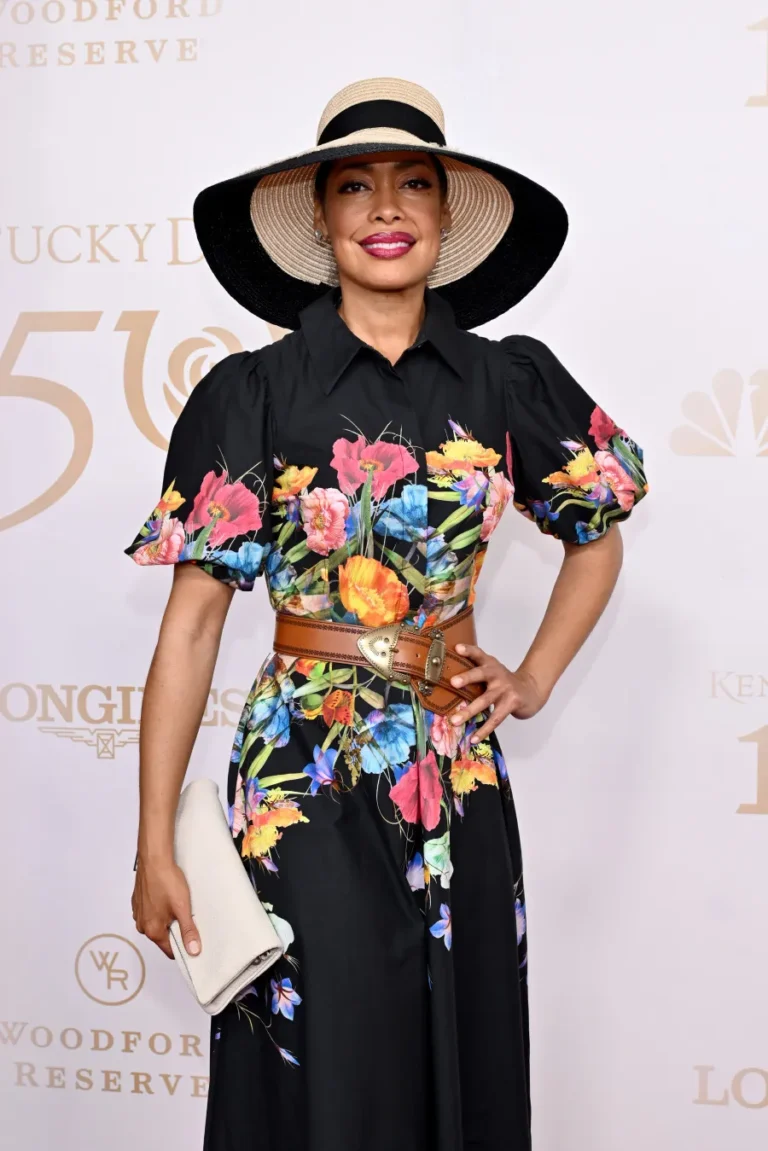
[
  {"xmin": 0, "ymin": 309, "xmax": 287, "ymax": 530},
  {"xmin": 0, "ymin": 0, "xmax": 223, "ymax": 70},
  {"xmin": 0, "ymin": 682, "xmax": 246, "ymax": 756},
  {"xmin": 695, "ymin": 1065, "xmax": 768, "ymax": 1109},
  {"xmin": 0, "ymin": 217, "xmax": 202, "ymax": 265},
  {"xmin": 670, "ymin": 369, "xmax": 768, "ymax": 456}
]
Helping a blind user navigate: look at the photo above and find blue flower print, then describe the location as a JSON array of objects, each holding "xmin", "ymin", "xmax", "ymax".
[
  {"xmin": 373, "ymin": 484, "xmax": 427, "ymax": 542},
  {"xmin": 360, "ymin": 704, "xmax": 416, "ymax": 774},
  {"xmin": 303, "ymin": 745, "xmax": 339, "ymax": 795},
  {"xmin": 430, "ymin": 903, "xmax": 452, "ymax": 951},
  {"xmin": 209, "ymin": 540, "xmax": 266, "ymax": 582},
  {"xmin": 271, "ymin": 977, "xmax": 302, "ymax": 1020},
  {"xmin": 515, "ymin": 897, "xmax": 526, "ymax": 945}
]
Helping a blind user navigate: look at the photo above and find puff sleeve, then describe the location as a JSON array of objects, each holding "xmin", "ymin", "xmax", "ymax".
[
  {"xmin": 501, "ymin": 335, "xmax": 648, "ymax": 544},
  {"xmin": 124, "ymin": 350, "xmax": 274, "ymax": 590}
]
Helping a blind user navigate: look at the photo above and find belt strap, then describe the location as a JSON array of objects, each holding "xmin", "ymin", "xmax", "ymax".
[{"xmin": 273, "ymin": 606, "xmax": 482, "ymax": 717}]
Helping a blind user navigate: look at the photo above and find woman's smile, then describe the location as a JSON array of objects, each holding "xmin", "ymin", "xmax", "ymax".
[{"xmin": 359, "ymin": 230, "xmax": 416, "ymax": 258}]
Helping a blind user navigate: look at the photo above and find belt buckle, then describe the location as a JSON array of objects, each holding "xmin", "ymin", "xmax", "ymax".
[
  {"xmin": 418, "ymin": 628, "xmax": 445, "ymax": 697},
  {"xmin": 357, "ymin": 623, "xmax": 409, "ymax": 683}
]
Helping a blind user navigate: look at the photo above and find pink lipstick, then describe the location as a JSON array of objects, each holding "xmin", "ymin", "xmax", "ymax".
[{"xmin": 359, "ymin": 231, "xmax": 416, "ymax": 259}]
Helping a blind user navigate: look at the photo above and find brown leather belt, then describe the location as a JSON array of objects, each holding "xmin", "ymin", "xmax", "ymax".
[{"xmin": 272, "ymin": 606, "xmax": 482, "ymax": 716}]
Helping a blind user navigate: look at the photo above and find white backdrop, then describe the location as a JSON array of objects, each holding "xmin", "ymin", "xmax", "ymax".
[{"xmin": 2, "ymin": 2, "xmax": 767, "ymax": 1148}]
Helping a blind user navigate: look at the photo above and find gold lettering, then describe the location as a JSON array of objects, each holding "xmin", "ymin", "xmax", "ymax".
[
  {"xmin": 46, "ymin": 1066, "xmax": 66, "ymax": 1089},
  {"xmin": 177, "ymin": 35, "xmax": 196, "ymax": 60},
  {"xmin": 115, "ymin": 38, "xmax": 137, "ymax": 63},
  {"xmin": 75, "ymin": 1068, "xmax": 93, "ymax": 1090},
  {"xmin": 116, "ymin": 685, "xmax": 137, "ymax": 725},
  {"xmin": 30, "ymin": 1026, "xmax": 53, "ymax": 1049},
  {"xmin": 39, "ymin": 684, "xmax": 76, "ymax": 724},
  {"xmin": 121, "ymin": 1030, "xmax": 141, "ymax": 1053},
  {"xmin": 87, "ymin": 224, "xmax": 119, "ymax": 261},
  {"xmin": 135, "ymin": 0, "xmax": 158, "ymax": 16},
  {"xmin": 0, "ymin": 1021, "xmax": 27, "ymax": 1045},
  {"xmin": 102, "ymin": 1069, "xmax": 121, "ymax": 1092},
  {"xmin": 48, "ymin": 224, "xmax": 81, "ymax": 263},
  {"xmin": 42, "ymin": 0, "xmax": 66, "ymax": 21},
  {"xmin": 221, "ymin": 687, "xmax": 246, "ymax": 727},
  {"xmin": 106, "ymin": 0, "xmax": 126, "ymax": 17},
  {"xmin": 168, "ymin": 0, "xmax": 189, "ymax": 14},
  {"xmin": 11, "ymin": 1, "xmax": 34, "ymax": 23},
  {"xmin": 77, "ymin": 685, "xmax": 117, "ymax": 725},
  {"xmin": 180, "ymin": 1033, "xmax": 203, "ymax": 1058},
  {"xmin": 0, "ymin": 683, "xmax": 36, "ymax": 721},
  {"xmin": 60, "ymin": 1028, "xmax": 83, "ymax": 1050},
  {"xmin": 57, "ymin": 41, "xmax": 75, "ymax": 65},
  {"xmin": 8, "ymin": 225, "xmax": 43, "ymax": 264},
  {"xmin": 84, "ymin": 39, "xmax": 105, "ymax": 64},
  {"xmin": 0, "ymin": 312, "xmax": 99, "ymax": 531},
  {"xmin": 130, "ymin": 1071, "xmax": 154, "ymax": 1094},
  {"xmin": 13, "ymin": 1062, "xmax": 36, "ymax": 1086},
  {"xmin": 115, "ymin": 309, "xmax": 166, "ymax": 448},
  {"xmin": 74, "ymin": 0, "xmax": 97, "ymax": 20},
  {"xmin": 0, "ymin": 43, "xmax": 19, "ymax": 67},
  {"xmin": 167, "ymin": 216, "xmax": 203, "ymax": 265},
  {"xmin": 149, "ymin": 1032, "xmax": 172, "ymax": 1055},
  {"xmin": 200, "ymin": 0, "xmax": 222, "ymax": 13},
  {"xmin": 29, "ymin": 43, "xmax": 47, "ymax": 66},
  {"xmin": 747, "ymin": 19, "xmax": 768, "ymax": 107},
  {"xmin": 91, "ymin": 1029, "xmax": 114, "ymax": 1052},
  {"xmin": 737, "ymin": 674, "xmax": 754, "ymax": 697},
  {"xmin": 693, "ymin": 1064, "xmax": 729, "ymax": 1105},
  {"xmin": 191, "ymin": 1074, "xmax": 209, "ymax": 1097},
  {"xmin": 737, "ymin": 725, "xmax": 768, "ymax": 814},
  {"xmin": 125, "ymin": 222, "xmax": 155, "ymax": 261},
  {"xmin": 732, "ymin": 1068, "xmax": 768, "ymax": 1108},
  {"xmin": 159, "ymin": 1073, "xmax": 182, "ymax": 1095},
  {"xmin": 145, "ymin": 38, "xmax": 166, "ymax": 61}
]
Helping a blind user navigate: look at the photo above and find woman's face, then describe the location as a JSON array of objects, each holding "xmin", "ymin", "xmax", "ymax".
[{"xmin": 313, "ymin": 150, "xmax": 452, "ymax": 293}]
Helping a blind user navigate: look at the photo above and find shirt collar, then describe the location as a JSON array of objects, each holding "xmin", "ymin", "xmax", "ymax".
[{"xmin": 298, "ymin": 284, "xmax": 474, "ymax": 395}]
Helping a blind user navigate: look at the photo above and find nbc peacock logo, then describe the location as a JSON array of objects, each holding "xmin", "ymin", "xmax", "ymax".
[{"xmin": 670, "ymin": 370, "xmax": 768, "ymax": 457}]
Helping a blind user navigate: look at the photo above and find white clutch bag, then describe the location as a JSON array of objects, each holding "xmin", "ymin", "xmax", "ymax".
[{"xmin": 166, "ymin": 777, "xmax": 285, "ymax": 1015}]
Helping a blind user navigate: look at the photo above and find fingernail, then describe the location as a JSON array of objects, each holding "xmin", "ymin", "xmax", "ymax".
[
  {"xmin": 470, "ymin": 736, "xmax": 479, "ymax": 744},
  {"xmin": 455, "ymin": 644, "xmax": 465, "ymax": 654},
  {"xmin": 451, "ymin": 677, "xmax": 463, "ymax": 687},
  {"xmin": 187, "ymin": 940, "xmax": 200, "ymax": 955}
]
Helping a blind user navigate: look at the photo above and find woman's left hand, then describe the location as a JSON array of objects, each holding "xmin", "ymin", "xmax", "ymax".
[{"xmin": 449, "ymin": 643, "xmax": 548, "ymax": 743}]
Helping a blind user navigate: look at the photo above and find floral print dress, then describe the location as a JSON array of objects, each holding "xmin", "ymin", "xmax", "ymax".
[{"xmin": 126, "ymin": 286, "xmax": 647, "ymax": 1151}]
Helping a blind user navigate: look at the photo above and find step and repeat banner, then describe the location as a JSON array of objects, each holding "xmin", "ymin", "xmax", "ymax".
[{"xmin": 1, "ymin": 3, "xmax": 767, "ymax": 1149}]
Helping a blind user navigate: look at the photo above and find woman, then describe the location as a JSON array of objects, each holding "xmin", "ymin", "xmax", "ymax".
[{"xmin": 128, "ymin": 77, "xmax": 647, "ymax": 1150}]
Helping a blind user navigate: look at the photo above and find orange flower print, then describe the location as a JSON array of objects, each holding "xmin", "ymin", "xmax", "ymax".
[
  {"xmin": 426, "ymin": 437, "xmax": 501, "ymax": 474},
  {"xmin": 273, "ymin": 465, "xmax": 318, "ymax": 501},
  {"xmin": 467, "ymin": 547, "xmax": 487, "ymax": 606},
  {"xmin": 242, "ymin": 796, "xmax": 308, "ymax": 861},
  {"xmin": 154, "ymin": 482, "xmax": 185, "ymax": 516},
  {"xmin": 322, "ymin": 689, "xmax": 353, "ymax": 727},
  {"xmin": 450, "ymin": 754, "xmax": 498, "ymax": 796},
  {"xmin": 338, "ymin": 556, "xmax": 409, "ymax": 627},
  {"xmin": 296, "ymin": 658, "xmax": 323, "ymax": 677}
]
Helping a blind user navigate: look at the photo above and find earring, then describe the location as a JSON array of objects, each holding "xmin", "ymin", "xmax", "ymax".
[
  {"xmin": 314, "ymin": 228, "xmax": 326, "ymax": 242},
  {"xmin": 440, "ymin": 227, "xmax": 449, "ymax": 239}
]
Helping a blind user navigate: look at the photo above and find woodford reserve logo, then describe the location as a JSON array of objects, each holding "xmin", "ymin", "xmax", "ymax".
[
  {"xmin": 0, "ymin": 682, "xmax": 246, "ymax": 757},
  {"xmin": 0, "ymin": 0, "xmax": 223, "ymax": 70}
]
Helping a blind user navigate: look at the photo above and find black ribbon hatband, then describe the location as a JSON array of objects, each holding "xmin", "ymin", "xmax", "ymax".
[{"xmin": 317, "ymin": 99, "xmax": 446, "ymax": 147}]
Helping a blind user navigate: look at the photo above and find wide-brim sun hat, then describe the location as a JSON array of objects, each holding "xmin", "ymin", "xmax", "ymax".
[{"xmin": 193, "ymin": 76, "xmax": 568, "ymax": 331}]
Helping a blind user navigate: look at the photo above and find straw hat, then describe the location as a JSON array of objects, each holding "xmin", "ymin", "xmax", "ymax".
[{"xmin": 193, "ymin": 76, "xmax": 568, "ymax": 331}]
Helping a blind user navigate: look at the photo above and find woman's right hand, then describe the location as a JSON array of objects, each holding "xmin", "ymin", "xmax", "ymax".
[{"xmin": 131, "ymin": 857, "xmax": 202, "ymax": 960}]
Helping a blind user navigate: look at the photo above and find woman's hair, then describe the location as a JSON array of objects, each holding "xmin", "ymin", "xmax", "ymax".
[{"xmin": 314, "ymin": 154, "xmax": 449, "ymax": 205}]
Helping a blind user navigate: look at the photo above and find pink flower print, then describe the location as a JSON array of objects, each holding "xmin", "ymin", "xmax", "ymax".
[
  {"xmin": 588, "ymin": 406, "xmax": 624, "ymax": 451},
  {"xmin": 186, "ymin": 470, "xmax": 263, "ymax": 546},
  {"xmin": 132, "ymin": 517, "xmax": 185, "ymax": 565},
  {"xmin": 389, "ymin": 750, "xmax": 443, "ymax": 831},
  {"xmin": 430, "ymin": 712, "xmax": 462, "ymax": 759},
  {"xmin": 300, "ymin": 487, "xmax": 349, "ymax": 556},
  {"xmin": 480, "ymin": 472, "xmax": 514, "ymax": 541},
  {"xmin": 595, "ymin": 451, "xmax": 638, "ymax": 511},
  {"xmin": 505, "ymin": 430, "xmax": 515, "ymax": 485},
  {"xmin": 331, "ymin": 435, "xmax": 419, "ymax": 500}
]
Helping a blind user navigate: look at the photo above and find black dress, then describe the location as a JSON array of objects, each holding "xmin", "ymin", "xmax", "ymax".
[{"xmin": 126, "ymin": 286, "xmax": 647, "ymax": 1151}]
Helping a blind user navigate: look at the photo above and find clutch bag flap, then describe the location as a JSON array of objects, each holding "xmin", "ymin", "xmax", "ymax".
[{"xmin": 168, "ymin": 777, "xmax": 283, "ymax": 1014}]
